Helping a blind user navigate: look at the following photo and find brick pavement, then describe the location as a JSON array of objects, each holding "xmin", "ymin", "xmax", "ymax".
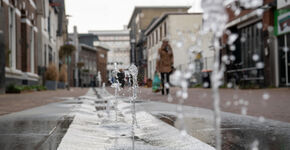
[
  {"xmin": 107, "ymin": 87, "xmax": 290, "ymax": 123},
  {"xmin": 0, "ymin": 88, "xmax": 89, "ymax": 116}
]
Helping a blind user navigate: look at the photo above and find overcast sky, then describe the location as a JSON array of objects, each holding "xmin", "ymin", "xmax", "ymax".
[{"xmin": 66, "ymin": 0, "xmax": 202, "ymax": 33}]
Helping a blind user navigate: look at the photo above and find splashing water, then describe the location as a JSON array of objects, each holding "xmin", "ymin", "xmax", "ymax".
[
  {"xmin": 201, "ymin": 0, "xmax": 228, "ymax": 149},
  {"xmin": 112, "ymin": 63, "xmax": 121, "ymax": 121},
  {"xmin": 98, "ymin": 71, "xmax": 102, "ymax": 87},
  {"xmin": 128, "ymin": 64, "xmax": 139, "ymax": 150}
]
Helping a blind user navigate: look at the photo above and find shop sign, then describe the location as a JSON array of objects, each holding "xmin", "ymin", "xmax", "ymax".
[
  {"xmin": 278, "ymin": 0, "xmax": 290, "ymax": 9},
  {"xmin": 275, "ymin": 9, "xmax": 290, "ymax": 36}
]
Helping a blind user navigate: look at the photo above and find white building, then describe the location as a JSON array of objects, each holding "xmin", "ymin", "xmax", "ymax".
[
  {"xmin": 88, "ymin": 30, "xmax": 130, "ymax": 79},
  {"xmin": 145, "ymin": 13, "xmax": 214, "ymax": 80}
]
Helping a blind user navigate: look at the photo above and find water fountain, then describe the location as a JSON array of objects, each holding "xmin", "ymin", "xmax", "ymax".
[
  {"xmin": 98, "ymin": 71, "xmax": 102, "ymax": 87},
  {"xmin": 128, "ymin": 64, "xmax": 139, "ymax": 150},
  {"xmin": 111, "ymin": 63, "xmax": 121, "ymax": 121}
]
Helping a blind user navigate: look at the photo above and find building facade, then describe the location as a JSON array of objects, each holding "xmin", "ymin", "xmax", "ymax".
[
  {"xmin": 2, "ymin": 0, "xmax": 39, "ymax": 87},
  {"xmin": 275, "ymin": 0, "xmax": 290, "ymax": 87},
  {"xmin": 0, "ymin": 2, "xmax": 5, "ymax": 93},
  {"xmin": 127, "ymin": 6, "xmax": 190, "ymax": 84},
  {"xmin": 36, "ymin": 0, "xmax": 67, "ymax": 85},
  {"xmin": 222, "ymin": 0, "xmax": 278, "ymax": 87},
  {"xmin": 145, "ymin": 13, "xmax": 214, "ymax": 82},
  {"xmin": 89, "ymin": 30, "xmax": 130, "ymax": 80},
  {"xmin": 69, "ymin": 29, "xmax": 101, "ymax": 87},
  {"xmin": 96, "ymin": 46, "xmax": 109, "ymax": 84},
  {"xmin": 78, "ymin": 44, "xmax": 98, "ymax": 87}
]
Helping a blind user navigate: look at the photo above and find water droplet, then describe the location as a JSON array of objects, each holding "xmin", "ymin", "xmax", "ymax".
[
  {"xmin": 227, "ymin": 82, "xmax": 233, "ymax": 88},
  {"xmin": 252, "ymin": 54, "xmax": 260, "ymax": 61},
  {"xmin": 262, "ymin": 93, "xmax": 270, "ymax": 100},
  {"xmin": 251, "ymin": 139, "xmax": 259, "ymax": 150},
  {"xmin": 267, "ymin": 26, "xmax": 274, "ymax": 32},
  {"xmin": 222, "ymin": 55, "xmax": 229, "ymax": 63},
  {"xmin": 203, "ymin": 82, "xmax": 209, "ymax": 88},
  {"xmin": 180, "ymin": 130, "xmax": 187, "ymax": 137},
  {"xmin": 241, "ymin": 107, "xmax": 247, "ymax": 115},
  {"xmin": 227, "ymin": 34, "xmax": 239, "ymax": 45},
  {"xmin": 283, "ymin": 46, "xmax": 289, "ymax": 52},
  {"xmin": 165, "ymin": 83, "xmax": 170, "ymax": 89},
  {"xmin": 230, "ymin": 55, "xmax": 236, "ymax": 61},
  {"xmin": 257, "ymin": 23, "xmax": 263, "ymax": 29},
  {"xmin": 182, "ymin": 92, "xmax": 188, "ymax": 99},
  {"xmin": 230, "ymin": 45, "xmax": 236, "ymax": 51},
  {"xmin": 256, "ymin": 9, "xmax": 264, "ymax": 16},
  {"xmin": 234, "ymin": 9, "xmax": 241, "ymax": 16},
  {"xmin": 240, "ymin": 36, "xmax": 246, "ymax": 43},
  {"xmin": 258, "ymin": 116, "xmax": 265, "ymax": 122},
  {"xmin": 256, "ymin": 62, "xmax": 264, "ymax": 69},
  {"xmin": 226, "ymin": 101, "xmax": 232, "ymax": 106},
  {"xmin": 176, "ymin": 41, "xmax": 183, "ymax": 48}
]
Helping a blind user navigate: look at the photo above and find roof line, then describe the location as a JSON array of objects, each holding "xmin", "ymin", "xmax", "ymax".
[
  {"xmin": 127, "ymin": 6, "xmax": 192, "ymax": 28},
  {"xmin": 80, "ymin": 44, "xmax": 98, "ymax": 51}
]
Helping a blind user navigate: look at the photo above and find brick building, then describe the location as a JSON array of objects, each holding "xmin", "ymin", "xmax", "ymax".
[
  {"xmin": 127, "ymin": 6, "xmax": 190, "ymax": 84},
  {"xmin": 222, "ymin": 0, "xmax": 277, "ymax": 87},
  {"xmin": 1, "ymin": 0, "xmax": 39, "ymax": 87},
  {"xmin": 96, "ymin": 46, "xmax": 109, "ymax": 84},
  {"xmin": 78, "ymin": 44, "xmax": 98, "ymax": 87}
]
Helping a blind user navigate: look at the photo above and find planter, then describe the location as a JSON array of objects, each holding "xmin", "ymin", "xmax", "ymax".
[
  {"xmin": 45, "ymin": 80, "xmax": 57, "ymax": 90},
  {"xmin": 58, "ymin": 82, "xmax": 66, "ymax": 89}
]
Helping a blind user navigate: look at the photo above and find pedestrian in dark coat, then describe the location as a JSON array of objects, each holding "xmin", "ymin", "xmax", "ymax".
[
  {"xmin": 156, "ymin": 39, "xmax": 174, "ymax": 95},
  {"xmin": 117, "ymin": 69, "xmax": 125, "ymax": 88}
]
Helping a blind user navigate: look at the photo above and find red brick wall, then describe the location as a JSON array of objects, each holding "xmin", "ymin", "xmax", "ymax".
[{"xmin": 96, "ymin": 48, "xmax": 108, "ymax": 83}]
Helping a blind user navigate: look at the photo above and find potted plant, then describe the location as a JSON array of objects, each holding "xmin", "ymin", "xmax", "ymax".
[
  {"xmin": 58, "ymin": 64, "xmax": 67, "ymax": 89},
  {"xmin": 45, "ymin": 63, "xmax": 59, "ymax": 90}
]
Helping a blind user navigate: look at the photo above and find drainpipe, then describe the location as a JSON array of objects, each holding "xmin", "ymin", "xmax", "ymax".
[{"xmin": 0, "ymin": 8, "xmax": 5, "ymax": 94}]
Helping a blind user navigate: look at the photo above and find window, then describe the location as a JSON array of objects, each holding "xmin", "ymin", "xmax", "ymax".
[
  {"xmin": 48, "ymin": 11, "xmax": 51, "ymax": 38},
  {"xmin": 155, "ymin": 30, "xmax": 158, "ymax": 44},
  {"xmin": 49, "ymin": 46, "xmax": 53, "ymax": 64},
  {"xmin": 240, "ymin": 22, "xmax": 263, "ymax": 68},
  {"xmin": 160, "ymin": 26, "xmax": 163, "ymax": 41},
  {"xmin": 164, "ymin": 22, "xmax": 167, "ymax": 37},
  {"xmin": 44, "ymin": 45, "xmax": 47, "ymax": 66},
  {"xmin": 152, "ymin": 33, "xmax": 155, "ymax": 47}
]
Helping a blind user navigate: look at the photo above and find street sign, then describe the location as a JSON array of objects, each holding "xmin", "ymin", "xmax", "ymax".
[{"xmin": 274, "ymin": 9, "xmax": 290, "ymax": 36}]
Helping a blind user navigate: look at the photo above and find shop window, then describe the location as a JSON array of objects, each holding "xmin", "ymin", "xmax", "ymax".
[{"xmin": 240, "ymin": 22, "xmax": 263, "ymax": 68}]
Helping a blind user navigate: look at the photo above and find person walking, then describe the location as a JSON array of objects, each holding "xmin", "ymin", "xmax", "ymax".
[
  {"xmin": 156, "ymin": 39, "xmax": 174, "ymax": 95},
  {"xmin": 117, "ymin": 69, "xmax": 125, "ymax": 88}
]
